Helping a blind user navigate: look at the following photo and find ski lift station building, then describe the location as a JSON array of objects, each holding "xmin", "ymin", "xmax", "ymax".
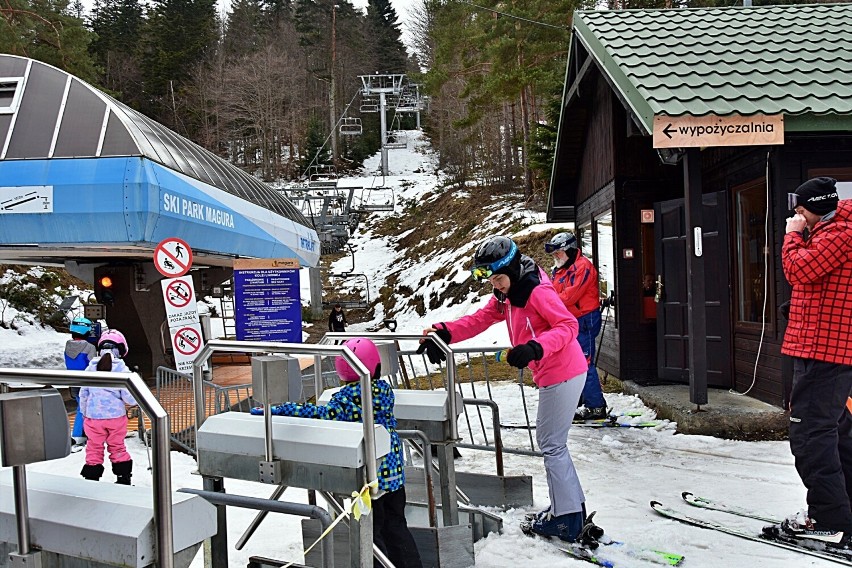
[{"xmin": 0, "ymin": 55, "xmax": 319, "ymax": 376}]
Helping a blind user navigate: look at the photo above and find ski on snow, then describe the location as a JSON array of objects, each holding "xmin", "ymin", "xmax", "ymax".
[
  {"xmin": 650, "ymin": 500, "xmax": 852, "ymax": 566},
  {"xmin": 572, "ymin": 419, "xmax": 663, "ymax": 429},
  {"xmin": 681, "ymin": 491, "xmax": 781, "ymax": 523},
  {"xmin": 522, "ymin": 519, "xmax": 684, "ymax": 567},
  {"xmin": 558, "ymin": 540, "xmax": 684, "ymax": 567}
]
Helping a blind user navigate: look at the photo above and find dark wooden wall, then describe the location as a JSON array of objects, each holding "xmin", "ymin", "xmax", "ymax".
[{"xmin": 576, "ymin": 74, "xmax": 615, "ymax": 203}]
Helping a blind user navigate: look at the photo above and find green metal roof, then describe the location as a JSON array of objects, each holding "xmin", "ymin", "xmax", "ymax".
[{"xmin": 573, "ymin": 4, "xmax": 852, "ymax": 134}]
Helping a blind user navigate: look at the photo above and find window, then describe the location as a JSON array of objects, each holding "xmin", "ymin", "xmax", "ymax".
[
  {"xmin": 808, "ymin": 167, "xmax": 852, "ymax": 198},
  {"xmin": 0, "ymin": 79, "xmax": 23, "ymax": 114},
  {"xmin": 734, "ymin": 179, "xmax": 772, "ymax": 329},
  {"xmin": 595, "ymin": 211, "xmax": 615, "ymax": 302},
  {"xmin": 577, "ymin": 222, "xmax": 593, "ymax": 264}
]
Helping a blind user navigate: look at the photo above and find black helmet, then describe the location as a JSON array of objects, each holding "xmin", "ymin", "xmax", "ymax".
[
  {"xmin": 472, "ymin": 236, "xmax": 521, "ymax": 282},
  {"xmin": 545, "ymin": 232, "xmax": 578, "ymax": 254}
]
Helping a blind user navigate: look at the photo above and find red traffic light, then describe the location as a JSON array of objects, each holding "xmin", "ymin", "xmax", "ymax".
[{"xmin": 99, "ymin": 276, "xmax": 113, "ymax": 288}]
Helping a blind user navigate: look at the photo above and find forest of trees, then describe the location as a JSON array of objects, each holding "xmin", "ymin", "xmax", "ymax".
[{"xmin": 0, "ymin": 0, "xmax": 837, "ymax": 199}]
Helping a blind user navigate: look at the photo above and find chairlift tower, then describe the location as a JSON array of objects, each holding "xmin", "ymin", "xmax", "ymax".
[{"xmin": 359, "ymin": 74, "xmax": 405, "ymax": 177}]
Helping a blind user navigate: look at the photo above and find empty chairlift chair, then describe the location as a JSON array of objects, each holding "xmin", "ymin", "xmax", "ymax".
[{"xmin": 339, "ymin": 117, "xmax": 362, "ymax": 136}]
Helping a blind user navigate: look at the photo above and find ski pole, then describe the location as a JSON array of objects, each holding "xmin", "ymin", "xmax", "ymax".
[
  {"xmin": 517, "ymin": 368, "xmax": 535, "ymax": 451},
  {"xmin": 595, "ymin": 303, "xmax": 611, "ymax": 368},
  {"xmin": 495, "ymin": 350, "xmax": 536, "ymax": 450}
]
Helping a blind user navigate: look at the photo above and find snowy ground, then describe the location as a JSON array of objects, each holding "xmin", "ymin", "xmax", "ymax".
[
  {"xmin": 0, "ymin": 130, "xmax": 817, "ymax": 567},
  {"xmin": 7, "ymin": 383, "xmax": 814, "ymax": 568}
]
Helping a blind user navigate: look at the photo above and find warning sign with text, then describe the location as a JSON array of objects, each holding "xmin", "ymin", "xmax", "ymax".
[
  {"xmin": 161, "ymin": 276, "xmax": 199, "ymax": 327},
  {"xmin": 170, "ymin": 322, "xmax": 204, "ymax": 374},
  {"xmin": 653, "ymin": 114, "xmax": 784, "ymax": 149}
]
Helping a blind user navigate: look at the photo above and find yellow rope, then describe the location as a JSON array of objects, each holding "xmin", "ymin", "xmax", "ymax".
[{"xmin": 282, "ymin": 480, "xmax": 379, "ymax": 568}]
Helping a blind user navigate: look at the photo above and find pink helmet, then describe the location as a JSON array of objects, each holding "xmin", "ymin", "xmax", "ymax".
[
  {"xmin": 335, "ymin": 338, "xmax": 381, "ymax": 382},
  {"xmin": 97, "ymin": 329, "xmax": 129, "ymax": 357}
]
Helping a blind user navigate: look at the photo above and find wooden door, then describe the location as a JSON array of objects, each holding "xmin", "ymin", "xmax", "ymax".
[{"xmin": 654, "ymin": 192, "xmax": 733, "ymax": 387}]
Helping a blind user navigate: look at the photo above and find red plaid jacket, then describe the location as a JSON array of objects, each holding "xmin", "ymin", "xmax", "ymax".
[{"xmin": 782, "ymin": 199, "xmax": 852, "ymax": 365}]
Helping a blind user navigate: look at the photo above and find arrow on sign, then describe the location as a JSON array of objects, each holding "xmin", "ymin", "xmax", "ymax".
[{"xmin": 663, "ymin": 123, "xmax": 676, "ymax": 139}]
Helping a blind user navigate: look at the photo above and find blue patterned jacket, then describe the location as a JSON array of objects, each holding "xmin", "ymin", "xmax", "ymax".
[{"xmin": 257, "ymin": 379, "xmax": 405, "ymax": 493}]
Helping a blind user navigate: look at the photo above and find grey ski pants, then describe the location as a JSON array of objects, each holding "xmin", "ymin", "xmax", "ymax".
[{"xmin": 536, "ymin": 373, "xmax": 586, "ymax": 517}]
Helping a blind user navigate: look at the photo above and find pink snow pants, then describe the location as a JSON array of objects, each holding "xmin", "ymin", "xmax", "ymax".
[{"xmin": 83, "ymin": 416, "xmax": 130, "ymax": 465}]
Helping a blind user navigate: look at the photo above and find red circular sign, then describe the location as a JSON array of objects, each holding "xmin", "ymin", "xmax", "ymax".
[
  {"xmin": 154, "ymin": 238, "xmax": 193, "ymax": 277},
  {"xmin": 173, "ymin": 326, "xmax": 202, "ymax": 356},
  {"xmin": 165, "ymin": 280, "xmax": 193, "ymax": 308}
]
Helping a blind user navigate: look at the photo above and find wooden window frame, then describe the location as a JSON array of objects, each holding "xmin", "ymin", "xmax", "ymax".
[{"xmin": 732, "ymin": 177, "xmax": 775, "ymax": 334}]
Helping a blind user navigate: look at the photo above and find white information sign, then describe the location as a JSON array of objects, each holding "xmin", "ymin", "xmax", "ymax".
[
  {"xmin": 161, "ymin": 276, "xmax": 199, "ymax": 327},
  {"xmin": 170, "ymin": 322, "xmax": 204, "ymax": 374}
]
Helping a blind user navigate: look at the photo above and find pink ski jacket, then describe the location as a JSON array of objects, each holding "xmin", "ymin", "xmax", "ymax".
[{"xmin": 442, "ymin": 269, "xmax": 588, "ymax": 387}]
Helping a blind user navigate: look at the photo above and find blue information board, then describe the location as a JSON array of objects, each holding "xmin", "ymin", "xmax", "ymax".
[{"xmin": 233, "ymin": 259, "xmax": 302, "ymax": 342}]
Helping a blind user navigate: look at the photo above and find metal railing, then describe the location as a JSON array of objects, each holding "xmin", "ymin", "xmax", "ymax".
[
  {"xmin": 321, "ymin": 332, "xmax": 540, "ymax": 457},
  {"xmin": 191, "ymin": 340, "xmax": 381, "ymax": 495},
  {"xmin": 0, "ymin": 369, "xmax": 174, "ymax": 568},
  {"xmin": 155, "ymin": 366, "xmax": 253, "ymax": 454}
]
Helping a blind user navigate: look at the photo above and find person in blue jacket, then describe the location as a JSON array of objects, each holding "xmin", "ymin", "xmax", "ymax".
[
  {"xmin": 251, "ymin": 338, "xmax": 422, "ymax": 568},
  {"xmin": 64, "ymin": 317, "xmax": 97, "ymax": 447}
]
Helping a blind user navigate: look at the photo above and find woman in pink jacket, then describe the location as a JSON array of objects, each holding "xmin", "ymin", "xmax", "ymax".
[{"xmin": 418, "ymin": 235, "xmax": 599, "ymax": 544}]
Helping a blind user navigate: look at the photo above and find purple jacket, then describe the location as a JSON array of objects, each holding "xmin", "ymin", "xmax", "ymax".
[
  {"xmin": 443, "ymin": 268, "xmax": 588, "ymax": 387},
  {"xmin": 79, "ymin": 357, "xmax": 137, "ymax": 419}
]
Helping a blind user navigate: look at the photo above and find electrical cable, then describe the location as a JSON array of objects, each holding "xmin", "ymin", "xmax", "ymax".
[{"xmin": 730, "ymin": 150, "xmax": 771, "ymax": 396}]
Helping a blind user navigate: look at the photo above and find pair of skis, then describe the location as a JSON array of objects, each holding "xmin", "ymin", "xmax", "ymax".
[
  {"xmin": 522, "ymin": 512, "xmax": 685, "ymax": 567},
  {"xmin": 575, "ymin": 410, "xmax": 664, "ymax": 429},
  {"xmin": 559, "ymin": 540, "xmax": 684, "ymax": 567},
  {"xmin": 652, "ymin": 492, "xmax": 852, "ymax": 565}
]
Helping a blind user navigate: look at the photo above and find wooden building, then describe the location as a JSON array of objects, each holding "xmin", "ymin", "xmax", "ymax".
[{"xmin": 547, "ymin": 4, "xmax": 852, "ymax": 406}]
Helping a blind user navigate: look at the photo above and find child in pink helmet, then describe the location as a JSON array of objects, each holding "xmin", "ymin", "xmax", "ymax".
[
  {"xmin": 251, "ymin": 338, "xmax": 422, "ymax": 568},
  {"xmin": 79, "ymin": 329, "xmax": 137, "ymax": 485}
]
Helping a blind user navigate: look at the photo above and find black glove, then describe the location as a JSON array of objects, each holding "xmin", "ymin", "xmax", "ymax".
[
  {"xmin": 506, "ymin": 340, "xmax": 543, "ymax": 369},
  {"xmin": 416, "ymin": 323, "xmax": 452, "ymax": 364}
]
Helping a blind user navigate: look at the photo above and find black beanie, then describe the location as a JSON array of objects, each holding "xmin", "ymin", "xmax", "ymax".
[{"xmin": 794, "ymin": 177, "xmax": 839, "ymax": 215}]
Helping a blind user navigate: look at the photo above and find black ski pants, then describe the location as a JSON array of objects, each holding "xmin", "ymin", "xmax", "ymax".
[
  {"xmin": 789, "ymin": 357, "xmax": 852, "ymax": 532},
  {"xmin": 372, "ymin": 486, "xmax": 423, "ymax": 568}
]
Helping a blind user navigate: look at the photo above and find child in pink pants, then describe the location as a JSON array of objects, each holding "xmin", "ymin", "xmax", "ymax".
[{"xmin": 79, "ymin": 329, "xmax": 137, "ymax": 484}]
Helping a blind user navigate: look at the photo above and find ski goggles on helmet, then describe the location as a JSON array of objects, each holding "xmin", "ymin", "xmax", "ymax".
[
  {"xmin": 544, "ymin": 241, "xmax": 564, "ymax": 254},
  {"xmin": 471, "ymin": 242, "xmax": 518, "ymax": 281},
  {"xmin": 787, "ymin": 193, "xmax": 801, "ymax": 210},
  {"xmin": 788, "ymin": 191, "xmax": 838, "ymax": 210}
]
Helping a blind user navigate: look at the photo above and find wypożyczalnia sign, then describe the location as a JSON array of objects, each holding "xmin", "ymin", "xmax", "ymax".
[{"xmin": 653, "ymin": 114, "xmax": 784, "ymax": 149}]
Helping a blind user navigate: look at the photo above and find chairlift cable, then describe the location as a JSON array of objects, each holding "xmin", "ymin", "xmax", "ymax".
[
  {"xmin": 452, "ymin": 0, "xmax": 569, "ymax": 31},
  {"xmin": 300, "ymin": 88, "xmax": 362, "ymax": 180}
]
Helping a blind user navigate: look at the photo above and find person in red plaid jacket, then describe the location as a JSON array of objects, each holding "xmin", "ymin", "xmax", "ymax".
[{"xmin": 768, "ymin": 177, "xmax": 852, "ymax": 548}]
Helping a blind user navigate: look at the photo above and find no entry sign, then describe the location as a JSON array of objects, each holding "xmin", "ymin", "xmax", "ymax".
[{"xmin": 154, "ymin": 237, "xmax": 193, "ymax": 277}]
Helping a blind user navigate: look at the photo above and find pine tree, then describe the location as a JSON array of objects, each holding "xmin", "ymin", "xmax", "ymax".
[
  {"xmin": 89, "ymin": 0, "xmax": 144, "ymax": 102},
  {"xmin": 301, "ymin": 115, "xmax": 332, "ymax": 173},
  {"xmin": 223, "ymin": 0, "xmax": 265, "ymax": 57},
  {"xmin": 0, "ymin": 0, "xmax": 99, "ymax": 82},
  {"xmin": 365, "ymin": 0, "xmax": 407, "ymax": 74},
  {"xmin": 141, "ymin": 0, "xmax": 219, "ymax": 127}
]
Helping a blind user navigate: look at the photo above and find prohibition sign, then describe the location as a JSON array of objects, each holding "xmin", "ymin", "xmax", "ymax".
[
  {"xmin": 165, "ymin": 280, "xmax": 193, "ymax": 308},
  {"xmin": 173, "ymin": 326, "xmax": 202, "ymax": 356},
  {"xmin": 154, "ymin": 237, "xmax": 193, "ymax": 277}
]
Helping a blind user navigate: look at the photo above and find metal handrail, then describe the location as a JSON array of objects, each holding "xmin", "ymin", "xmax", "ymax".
[
  {"xmin": 320, "ymin": 332, "xmax": 459, "ymax": 440},
  {"xmin": 191, "ymin": 340, "xmax": 378, "ymax": 495},
  {"xmin": 0, "ymin": 369, "xmax": 173, "ymax": 568},
  {"xmin": 178, "ymin": 488, "xmax": 335, "ymax": 568}
]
